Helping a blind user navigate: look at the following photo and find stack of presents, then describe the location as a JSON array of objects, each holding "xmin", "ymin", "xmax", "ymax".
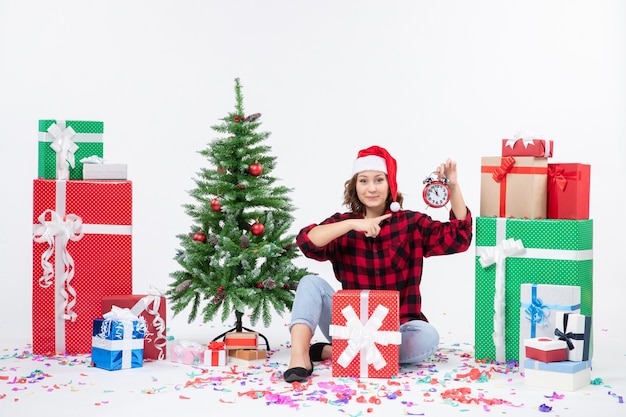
[
  {"xmin": 475, "ymin": 133, "xmax": 593, "ymax": 391},
  {"xmin": 170, "ymin": 332, "xmax": 267, "ymax": 367},
  {"xmin": 31, "ymin": 119, "xmax": 264, "ymax": 371}
]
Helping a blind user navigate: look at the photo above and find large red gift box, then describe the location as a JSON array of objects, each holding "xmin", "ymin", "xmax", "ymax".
[
  {"xmin": 329, "ymin": 290, "xmax": 401, "ymax": 378},
  {"xmin": 102, "ymin": 294, "xmax": 167, "ymax": 360},
  {"xmin": 501, "ymin": 138, "xmax": 554, "ymax": 158},
  {"xmin": 480, "ymin": 156, "xmax": 548, "ymax": 219},
  {"xmin": 547, "ymin": 163, "xmax": 591, "ymax": 220},
  {"xmin": 32, "ymin": 179, "xmax": 132, "ymax": 354}
]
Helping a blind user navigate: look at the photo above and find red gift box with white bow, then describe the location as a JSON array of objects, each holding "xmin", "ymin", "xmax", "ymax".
[
  {"xmin": 501, "ymin": 137, "xmax": 554, "ymax": 158},
  {"xmin": 32, "ymin": 179, "xmax": 132, "ymax": 355},
  {"xmin": 329, "ymin": 290, "xmax": 401, "ymax": 378}
]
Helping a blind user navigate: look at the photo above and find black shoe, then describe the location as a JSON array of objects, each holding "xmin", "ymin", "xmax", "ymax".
[
  {"xmin": 309, "ymin": 342, "xmax": 331, "ymax": 362},
  {"xmin": 284, "ymin": 361, "xmax": 314, "ymax": 383}
]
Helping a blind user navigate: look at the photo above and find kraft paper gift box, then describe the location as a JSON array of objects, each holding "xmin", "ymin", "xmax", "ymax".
[
  {"xmin": 523, "ymin": 359, "xmax": 591, "ymax": 391},
  {"xmin": 480, "ymin": 156, "xmax": 548, "ymax": 219},
  {"xmin": 224, "ymin": 332, "xmax": 258, "ymax": 350},
  {"xmin": 204, "ymin": 341, "xmax": 227, "ymax": 366},
  {"xmin": 170, "ymin": 340, "xmax": 205, "ymax": 365},
  {"xmin": 501, "ymin": 137, "xmax": 554, "ymax": 158},
  {"xmin": 524, "ymin": 337, "xmax": 569, "ymax": 363},
  {"xmin": 554, "ymin": 311, "xmax": 592, "ymax": 362},
  {"xmin": 32, "ymin": 179, "xmax": 133, "ymax": 355},
  {"xmin": 91, "ymin": 308, "xmax": 146, "ymax": 371},
  {"xmin": 547, "ymin": 163, "xmax": 591, "ymax": 220},
  {"xmin": 102, "ymin": 294, "xmax": 167, "ymax": 360},
  {"xmin": 228, "ymin": 349, "xmax": 267, "ymax": 361},
  {"xmin": 474, "ymin": 217, "xmax": 593, "ymax": 363},
  {"xmin": 38, "ymin": 120, "xmax": 104, "ymax": 180},
  {"xmin": 519, "ymin": 284, "xmax": 582, "ymax": 367},
  {"xmin": 329, "ymin": 290, "xmax": 402, "ymax": 378}
]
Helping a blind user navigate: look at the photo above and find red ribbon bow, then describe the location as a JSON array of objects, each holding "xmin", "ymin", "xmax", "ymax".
[
  {"xmin": 492, "ymin": 156, "xmax": 516, "ymax": 183},
  {"xmin": 548, "ymin": 166, "xmax": 568, "ymax": 191},
  {"xmin": 208, "ymin": 341, "xmax": 225, "ymax": 350}
]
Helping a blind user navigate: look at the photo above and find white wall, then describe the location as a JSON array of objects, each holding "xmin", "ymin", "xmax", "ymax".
[{"xmin": 1, "ymin": 1, "xmax": 624, "ymax": 344}]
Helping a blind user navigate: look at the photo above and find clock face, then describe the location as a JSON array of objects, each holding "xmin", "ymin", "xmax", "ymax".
[{"xmin": 423, "ymin": 182, "xmax": 450, "ymax": 208}]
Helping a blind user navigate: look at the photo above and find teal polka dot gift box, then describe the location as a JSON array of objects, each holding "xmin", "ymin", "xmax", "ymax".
[{"xmin": 474, "ymin": 217, "xmax": 593, "ymax": 363}]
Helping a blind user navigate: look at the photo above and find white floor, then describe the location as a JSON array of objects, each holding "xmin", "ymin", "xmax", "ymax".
[{"xmin": 1, "ymin": 319, "xmax": 624, "ymax": 417}]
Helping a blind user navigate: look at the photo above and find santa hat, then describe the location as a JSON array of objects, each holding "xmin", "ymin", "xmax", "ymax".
[{"xmin": 351, "ymin": 145, "xmax": 400, "ymax": 212}]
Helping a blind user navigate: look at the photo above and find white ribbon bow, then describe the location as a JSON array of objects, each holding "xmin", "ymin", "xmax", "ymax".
[
  {"xmin": 99, "ymin": 307, "xmax": 145, "ymax": 369},
  {"xmin": 329, "ymin": 304, "xmax": 402, "ymax": 371},
  {"xmin": 33, "ymin": 209, "xmax": 84, "ymax": 321},
  {"xmin": 48, "ymin": 122, "xmax": 79, "ymax": 180},
  {"xmin": 479, "ymin": 238, "xmax": 525, "ymax": 363},
  {"xmin": 504, "ymin": 131, "xmax": 544, "ymax": 149}
]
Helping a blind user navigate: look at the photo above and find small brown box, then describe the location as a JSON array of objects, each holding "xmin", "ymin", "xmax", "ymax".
[
  {"xmin": 224, "ymin": 331, "xmax": 258, "ymax": 350},
  {"xmin": 228, "ymin": 349, "xmax": 267, "ymax": 361}
]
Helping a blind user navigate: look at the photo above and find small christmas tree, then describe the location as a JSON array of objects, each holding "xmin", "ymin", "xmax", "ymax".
[{"xmin": 167, "ymin": 78, "xmax": 310, "ymax": 341}]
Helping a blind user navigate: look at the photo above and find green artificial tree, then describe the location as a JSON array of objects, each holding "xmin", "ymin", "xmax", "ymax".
[{"xmin": 167, "ymin": 78, "xmax": 310, "ymax": 348}]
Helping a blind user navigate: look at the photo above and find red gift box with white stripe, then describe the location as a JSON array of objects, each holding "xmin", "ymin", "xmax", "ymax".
[
  {"xmin": 329, "ymin": 290, "xmax": 401, "ymax": 378},
  {"xmin": 32, "ymin": 179, "xmax": 132, "ymax": 354}
]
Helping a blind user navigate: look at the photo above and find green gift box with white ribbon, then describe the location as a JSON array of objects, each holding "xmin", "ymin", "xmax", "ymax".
[
  {"xmin": 38, "ymin": 119, "xmax": 104, "ymax": 180},
  {"xmin": 474, "ymin": 217, "xmax": 593, "ymax": 363}
]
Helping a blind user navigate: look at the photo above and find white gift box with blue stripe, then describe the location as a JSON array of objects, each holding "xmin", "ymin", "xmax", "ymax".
[
  {"xmin": 524, "ymin": 358, "xmax": 592, "ymax": 391},
  {"xmin": 92, "ymin": 306, "xmax": 146, "ymax": 371}
]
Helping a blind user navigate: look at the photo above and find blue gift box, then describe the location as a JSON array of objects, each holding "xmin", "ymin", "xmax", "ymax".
[{"xmin": 91, "ymin": 317, "xmax": 145, "ymax": 370}]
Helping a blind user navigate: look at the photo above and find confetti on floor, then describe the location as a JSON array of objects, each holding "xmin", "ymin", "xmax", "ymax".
[{"xmin": 1, "ymin": 338, "xmax": 624, "ymax": 417}]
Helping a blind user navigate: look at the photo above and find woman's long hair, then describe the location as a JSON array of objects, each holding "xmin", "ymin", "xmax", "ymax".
[{"xmin": 342, "ymin": 174, "xmax": 403, "ymax": 215}]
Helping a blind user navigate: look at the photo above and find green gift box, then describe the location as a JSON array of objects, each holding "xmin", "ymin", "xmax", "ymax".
[
  {"xmin": 474, "ymin": 217, "xmax": 593, "ymax": 363},
  {"xmin": 38, "ymin": 119, "xmax": 104, "ymax": 180}
]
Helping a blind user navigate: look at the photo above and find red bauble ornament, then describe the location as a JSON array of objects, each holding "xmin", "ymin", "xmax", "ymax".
[
  {"xmin": 192, "ymin": 232, "xmax": 207, "ymax": 243},
  {"xmin": 251, "ymin": 221, "xmax": 265, "ymax": 236},
  {"xmin": 210, "ymin": 198, "xmax": 221, "ymax": 211},
  {"xmin": 248, "ymin": 162, "xmax": 263, "ymax": 176},
  {"xmin": 256, "ymin": 283, "xmax": 263, "ymax": 288},
  {"xmin": 218, "ymin": 286, "xmax": 223, "ymax": 292}
]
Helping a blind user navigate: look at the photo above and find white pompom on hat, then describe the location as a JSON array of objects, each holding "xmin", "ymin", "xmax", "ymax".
[{"xmin": 351, "ymin": 145, "xmax": 400, "ymax": 212}]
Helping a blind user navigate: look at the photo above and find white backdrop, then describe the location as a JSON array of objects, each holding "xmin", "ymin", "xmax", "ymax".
[{"xmin": 1, "ymin": 1, "xmax": 624, "ymax": 345}]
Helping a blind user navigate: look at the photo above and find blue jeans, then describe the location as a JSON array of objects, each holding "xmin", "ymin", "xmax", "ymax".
[{"xmin": 289, "ymin": 274, "xmax": 440, "ymax": 364}]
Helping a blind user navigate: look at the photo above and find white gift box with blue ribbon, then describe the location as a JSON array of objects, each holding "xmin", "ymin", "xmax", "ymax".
[
  {"xmin": 519, "ymin": 283, "xmax": 581, "ymax": 370},
  {"xmin": 92, "ymin": 306, "xmax": 146, "ymax": 371}
]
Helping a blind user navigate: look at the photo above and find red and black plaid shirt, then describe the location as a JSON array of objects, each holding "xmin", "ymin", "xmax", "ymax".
[{"xmin": 296, "ymin": 208, "xmax": 473, "ymax": 324}]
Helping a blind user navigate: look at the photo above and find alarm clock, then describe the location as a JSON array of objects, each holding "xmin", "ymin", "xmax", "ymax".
[{"xmin": 422, "ymin": 172, "xmax": 450, "ymax": 208}]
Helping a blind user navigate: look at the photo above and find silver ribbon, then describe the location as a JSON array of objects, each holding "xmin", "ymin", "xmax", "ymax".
[{"xmin": 47, "ymin": 121, "xmax": 79, "ymax": 180}]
